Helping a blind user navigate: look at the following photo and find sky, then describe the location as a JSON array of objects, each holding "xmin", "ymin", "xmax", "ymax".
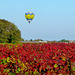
[{"xmin": 0, "ymin": 0, "xmax": 75, "ymax": 41}]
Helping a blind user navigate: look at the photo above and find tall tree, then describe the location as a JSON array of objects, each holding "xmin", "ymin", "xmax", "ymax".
[{"xmin": 0, "ymin": 19, "xmax": 24, "ymax": 43}]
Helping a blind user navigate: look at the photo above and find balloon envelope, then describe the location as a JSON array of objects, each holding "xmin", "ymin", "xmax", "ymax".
[{"xmin": 25, "ymin": 11, "xmax": 35, "ymax": 23}]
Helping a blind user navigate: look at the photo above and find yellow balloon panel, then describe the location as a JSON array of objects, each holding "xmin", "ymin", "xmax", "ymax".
[
  {"xmin": 25, "ymin": 14, "xmax": 34, "ymax": 20},
  {"xmin": 25, "ymin": 14, "xmax": 31, "ymax": 19},
  {"xmin": 31, "ymin": 14, "xmax": 34, "ymax": 19},
  {"xmin": 25, "ymin": 14, "xmax": 27, "ymax": 19}
]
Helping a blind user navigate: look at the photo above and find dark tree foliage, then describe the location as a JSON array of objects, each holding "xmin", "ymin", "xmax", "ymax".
[
  {"xmin": 58, "ymin": 39, "xmax": 69, "ymax": 42},
  {"xmin": 0, "ymin": 19, "xmax": 24, "ymax": 43},
  {"xmin": 34, "ymin": 39, "xmax": 44, "ymax": 41}
]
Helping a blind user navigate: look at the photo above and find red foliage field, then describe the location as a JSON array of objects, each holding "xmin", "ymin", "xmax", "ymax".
[{"xmin": 0, "ymin": 42, "xmax": 75, "ymax": 75}]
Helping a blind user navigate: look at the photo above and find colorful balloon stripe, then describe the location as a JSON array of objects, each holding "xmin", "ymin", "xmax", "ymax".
[{"xmin": 25, "ymin": 11, "xmax": 35, "ymax": 23}]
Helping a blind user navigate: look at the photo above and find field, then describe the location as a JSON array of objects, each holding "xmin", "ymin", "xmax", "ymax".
[{"xmin": 0, "ymin": 42, "xmax": 75, "ymax": 75}]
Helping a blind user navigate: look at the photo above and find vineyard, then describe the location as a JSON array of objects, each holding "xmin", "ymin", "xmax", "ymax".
[{"xmin": 0, "ymin": 42, "xmax": 75, "ymax": 75}]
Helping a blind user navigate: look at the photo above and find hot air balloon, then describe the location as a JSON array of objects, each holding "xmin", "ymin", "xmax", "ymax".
[{"xmin": 25, "ymin": 11, "xmax": 35, "ymax": 23}]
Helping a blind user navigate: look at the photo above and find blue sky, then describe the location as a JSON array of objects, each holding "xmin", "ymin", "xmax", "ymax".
[{"xmin": 0, "ymin": 0, "xmax": 75, "ymax": 41}]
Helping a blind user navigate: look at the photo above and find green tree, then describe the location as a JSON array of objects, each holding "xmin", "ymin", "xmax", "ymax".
[
  {"xmin": 0, "ymin": 19, "xmax": 24, "ymax": 43},
  {"xmin": 34, "ymin": 39, "xmax": 44, "ymax": 41},
  {"xmin": 58, "ymin": 39, "xmax": 69, "ymax": 42}
]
